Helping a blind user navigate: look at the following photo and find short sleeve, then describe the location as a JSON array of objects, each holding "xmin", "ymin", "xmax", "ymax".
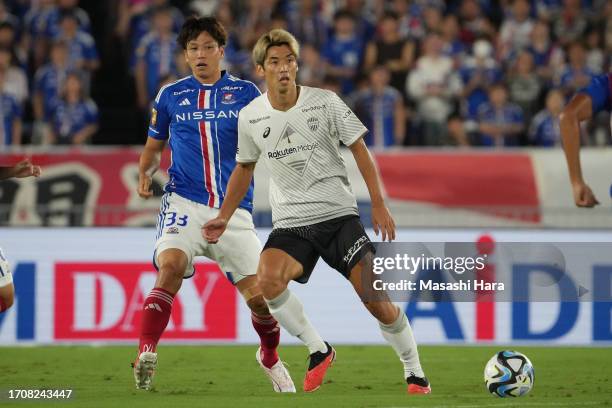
[
  {"xmin": 577, "ymin": 74, "xmax": 611, "ymax": 115},
  {"xmin": 148, "ymin": 87, "xmax": 170, "ymax": 140},
  {"xmin": 328, "ymin": 91, "xmax": 367, "ymax": 146},
  {"xmin": 236, "ymin": 111, "xmax": 261, "ymax": 163}
]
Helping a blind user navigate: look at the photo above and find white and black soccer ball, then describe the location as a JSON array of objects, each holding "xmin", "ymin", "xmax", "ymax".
[{"xmin": 484, "ymin": 350, "xmax": 534, "ymax": 397}]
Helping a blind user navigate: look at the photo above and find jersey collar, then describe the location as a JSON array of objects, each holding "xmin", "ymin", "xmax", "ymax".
[{"xmin": 190, "ymin": 70, "xmax": 230, "ymax": 89}]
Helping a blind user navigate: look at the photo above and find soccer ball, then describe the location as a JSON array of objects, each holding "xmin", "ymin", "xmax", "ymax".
[{"xmin": 484, "ymin": 350, "xmax": 534, "ymax": 397}]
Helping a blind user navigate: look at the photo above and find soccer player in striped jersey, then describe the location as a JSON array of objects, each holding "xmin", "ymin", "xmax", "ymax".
[
  {"xmin": 560, "ymin": 72, "xmax": 612, "ymax": 207},
  {"xmin": 203, "ymin": 29, "xmax": 430, "ymax": 394},
  {"xmin": 0, "ymin": 159, "xmax": 41, "ymax": 313},
  {"xmin": 134, "ymin": 17, "xmax": 294, "ymax": 393}
]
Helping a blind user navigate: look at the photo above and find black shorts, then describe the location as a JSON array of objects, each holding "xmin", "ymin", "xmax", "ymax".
[{"xmin": 263, "ymin": 215, "xmax": 375, "ymax": 283}]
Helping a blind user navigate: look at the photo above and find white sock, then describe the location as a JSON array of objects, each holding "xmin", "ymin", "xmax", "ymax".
[
  {"xmin": 379, "ymin": 309, "xmax": 425, "ymax": 379},
  {"xmin": 265, "ymin": 289, "xmax": 327, "ymax": 354}
]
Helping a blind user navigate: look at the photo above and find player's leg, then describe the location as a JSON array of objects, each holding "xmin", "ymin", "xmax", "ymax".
[
  {"xmin": 318, "ymin": 216, "xmax": 429, "ymax": 394},
  {"xmin": 207, "ymin": 209, "xmax": 295, "ymax": 392},
  {"xmin": 348, "ymin": 252, "xmax": 430, "ymax": 394},
  {"xmin": 258, "ymin": 232, "xmax": 334, "ymax": 392},
  {"xmin": 134, "ymin": 193, "xmax": 196, "ymax": 390},
  {"xmin": 0, "ymin": 248, "xmax": 14, "ymax": 313}
]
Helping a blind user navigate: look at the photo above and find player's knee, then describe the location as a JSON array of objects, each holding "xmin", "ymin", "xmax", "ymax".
[
  {"xmin": 257, "ymin": 269, "xmax": 287, "ymax": 299},
  {"xmin": 0, "ymin": 290, "xmax": 14, "ymax": 310},
  {"xmin": 366, "ymin": 301, "xmax": 398, "ymax": 325},
  {"xmin": 247, "ymin": 294, "xmax": 269, "ymax": 315}
]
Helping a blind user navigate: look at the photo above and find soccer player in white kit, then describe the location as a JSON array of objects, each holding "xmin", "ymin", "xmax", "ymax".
[
  {"xmin": 0, "ymin": 159, "xmax": 42, "ymax": 313},
  {"xmin": 203, "ymin": 29, "xmax": 430, "ymax": 394},
  {"xmin": 134, "ymin": 17, "xmax": 294, "ymax": 393}
]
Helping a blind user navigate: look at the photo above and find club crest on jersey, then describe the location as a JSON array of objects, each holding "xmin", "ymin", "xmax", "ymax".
[
  {"xmin": 221, "ymin": 92, "xmax": 236, "ymax": 104},
  {"xmin": 151, "ymin": 108, "xmax": 157, "ymax": 126},
  {"xmin": 307, "ymin": 117, "xmax": 319, "ymax": 132}
]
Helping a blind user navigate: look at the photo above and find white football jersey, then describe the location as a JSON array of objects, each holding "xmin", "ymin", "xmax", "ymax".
[{"xmin": 237, "ymin": 86, "xmax": 368, "ymax": 228}]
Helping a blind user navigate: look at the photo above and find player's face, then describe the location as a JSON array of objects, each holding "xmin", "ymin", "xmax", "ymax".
[
  {"xmin": 184, "ymin": 31, "xmax": 224, "ymax": 82},
  {"xmin": 259, "ymin": 45, "xmax": 298, "ymax": 94}
]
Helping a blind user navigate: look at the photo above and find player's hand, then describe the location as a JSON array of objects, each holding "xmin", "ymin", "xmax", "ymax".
[
  {"xmin": 138, "ymin": 173, "xmax": 153, "ymax": 199},
  {"xmin": 572, "ymin": 181, "xmax": 599, "ymax": 208},
  {"xmin": 202, "ymin": 217, "xmax": 228, "ymax": 244},
  {"xmin": 371, "ymin": 204, "xmax": 395, "ymax": 242},
  {"xmin": 13, "ymin": 159, "xmax": 41, "ymax": 178}
]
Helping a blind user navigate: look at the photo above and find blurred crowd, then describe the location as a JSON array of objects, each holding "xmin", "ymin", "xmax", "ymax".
[{"xmin": 0, "ymin": 0, "xmax": 611, "ymax": 149}]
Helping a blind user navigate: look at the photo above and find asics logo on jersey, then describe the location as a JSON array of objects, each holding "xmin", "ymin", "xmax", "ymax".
[
  {"xmin": 263, "ymin": 127, "xmax": 271, "ymax": 138},
  {"xmin": 179, "ymin": 98, "xmax": 191, "ymax": 106},
  {"xmin": 175, "ymin": 110, "xmax": 239, "ymax": 122}
]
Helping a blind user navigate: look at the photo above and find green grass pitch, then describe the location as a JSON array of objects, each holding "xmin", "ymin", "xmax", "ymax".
[{"xmin": 0, "ymin": 345, "xmax": 610, "ymax": 407}]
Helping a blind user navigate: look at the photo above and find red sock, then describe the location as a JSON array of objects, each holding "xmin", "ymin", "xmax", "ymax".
[
  {"xmin": 251, "ymin": 312, "xmax": 280, "ymax": 368},
  {"xmin": 138, "ymin": 287, "xmax": 174, "ymax": 355},
  {"xmin": 0, "ymin": 297, "xmax": 7, "ymax": 313}
]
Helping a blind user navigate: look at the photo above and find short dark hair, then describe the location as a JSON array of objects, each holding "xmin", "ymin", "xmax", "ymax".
[{"xmin": 177, "ymin": 16, "xmax": 226, "ymax": 50}]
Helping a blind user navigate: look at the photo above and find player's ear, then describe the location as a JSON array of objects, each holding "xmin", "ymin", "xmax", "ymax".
[{"xmin": 219, "ymin": 46, "xmax": 225, "ymax": 59}]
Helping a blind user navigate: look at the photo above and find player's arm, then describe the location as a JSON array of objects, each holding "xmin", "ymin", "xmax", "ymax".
[
  {"xmin": 202, "ymin": 162, "xmax": 255, "ymax": 243},
  {"xmin": 559, "ymin": 93, "xmax": 598, "ymax": 207},
  {"xmin": 138, "ymin": 136, "xmax": 166, "ymax": 199},
  {"xmin": 394, "ymin": 97, "xmax": 406, "ymax": 145},
  {"xmin": 348, "ymin": 138, "xmax": 396, "ymax": 241}
]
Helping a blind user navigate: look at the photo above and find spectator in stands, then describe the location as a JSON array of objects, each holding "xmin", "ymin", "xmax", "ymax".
[
  {"xmin": 342, "ymin": 0, "xmax": 376, "ymax": 43},
  {"xmin": 33, "ymin": 40, "xmax": 69, "ymax": 122},
  {"xmin": 0, "ymin": 21, "xmax": 21, "ymax": 62},
  {"xmin": 440, "ymin": 14, "xmax": 466, "ymax": 68},
  {"xmin": 392, "ymin": 0, "xmax": 425, "ymax": 40},
  {"xmin": 459, "ymin": 39, "xmax": 502, "ymax": 124},
  {"xmin": 363, "ymin": 11, "xmax": 414, "ymax": 96},
  {"xmin": 527, "ymin": 20, "xmax": 565, "ymax": 84},
  {"xmin": 0, "ymin": 46, "xmax": 27, "ymax": 107},
  {"xmin": 528, "ymin": 88, "xmax": 564, "ymax": 146},
  {"xmin": 298, "ymin": 44, "xmax": 326, "ymax": 88},
  {"xmin": 553, "ymin": 0, "xmax": 588, "ymax": 46},
  {"xmin": 508, "ymin": 51, "xmax": 542, "ymax": 123},
  {"xmin": 499, "ymin": 0, "xmax": 534, "ymax": 60},
  {"xmin": 558, "ymin": 41, "xmax": 594, "ymax": 97},
  {"xmin": 458, "ymin": 0, "xmax": 496, "ymax": 46},
  {"xmin": 477, "ymin": 83, "xmax": 525, "ymax": 147},
  {"xmin": 48, "ymin": 71, "xmax": 98, "ymax": 145},
  {"xmin": 352, "ymin": 66, "xmax": 406, "ymax": 148},
  {"xmin": 55, "ymin": 10, "xmax": 99, "ymax": 72},
  {"xmin": 0, "ymin": 1, "xmax": 20, "ymax": 38},
  {"xmin": 407, "ymin": 33, "xmax": 462, "ymax": 145},
  {"xmin": 135, "ymin": 5, "xmax": 177, "ymax": 110},
  {"xmin": 584, "ymin": 28, "xmax": 605, "ymax": 75},
  {"xmin": 22, "ymin": 0, "xmax": 56, "ymax": 70},
  {"xmin": 0, "ymin": 69, "xmax": 21, "ymax": 148},
  {"xmin": 45, "ymin": 0, "xmax": 92, "ymax": 39},
  {"xmin": 322, "ymin": 9, "xmax": 365, "ymax": 96},
  {"xmin": 287, "ymin": 0, "xmax": 328, "ymax": 49},
  {"xmin": 214, "ymin": 2, "xmax": 250, "ymax": 78},
  {"xmin": 422, "ymin": 5, "xmax": 443, "ymax": 35}
]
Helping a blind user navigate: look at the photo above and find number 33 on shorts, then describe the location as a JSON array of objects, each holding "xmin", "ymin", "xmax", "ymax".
[{"xmin": 164, "ymin": 212, "xmax": 188, "ymax": 227}]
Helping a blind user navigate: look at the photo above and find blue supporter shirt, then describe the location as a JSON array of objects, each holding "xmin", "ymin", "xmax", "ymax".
[
  {"xmin": 56, "ymin": 31, "xmax": 98, "ymax": 69},
  {"xmin": 528, "ymin": 109, "xmax": 560, "ymax": 146},
  {"xmin": 459, "ymin": 62, "xmax": 503, "ymax": 119},
  {"xmin": 136, "ymin": 33, "xmax": 178, "ymax": 101},
  {"xmin": 577, "ymin": 72, "xmax": 612, "ymax": 114},
  {"xmin": 148, "ymin": 72, "xmax": 260, "ymax": 211},
  {"xmin": 322, "ymin": 35, "xmax": 364, "ymax": 95},
  {"xmin": 477, "ymin": 102, "xmax": 524, "ymax": 146},
  {"xmin": 0, "ymin": 93, "xmax": 21, "ymax": 146},
  {"xmin": 51, "ymin": 98, "xmax": 98, "ymax": 144},
  {"xmin": 354, "ymin": 88, "xmax": 401, "ymax": 147},
  {"xmin": 34, "ymin": 64, "xmax": 68, "ymax": 119}
]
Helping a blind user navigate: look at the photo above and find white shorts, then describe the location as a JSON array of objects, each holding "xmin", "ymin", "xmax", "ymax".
[
  {"xmin": 154, "ymin": 193, "xmax": 261, "ymax": 284},
  {"xmin": 0, "ymin": 247, "xmax": 13, "ymax": 287}
]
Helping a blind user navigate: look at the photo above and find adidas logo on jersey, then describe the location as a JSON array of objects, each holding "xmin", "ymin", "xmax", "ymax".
[{"xmin": 179, "ymin": 98, "xmax": 191, "ymax": 106}]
